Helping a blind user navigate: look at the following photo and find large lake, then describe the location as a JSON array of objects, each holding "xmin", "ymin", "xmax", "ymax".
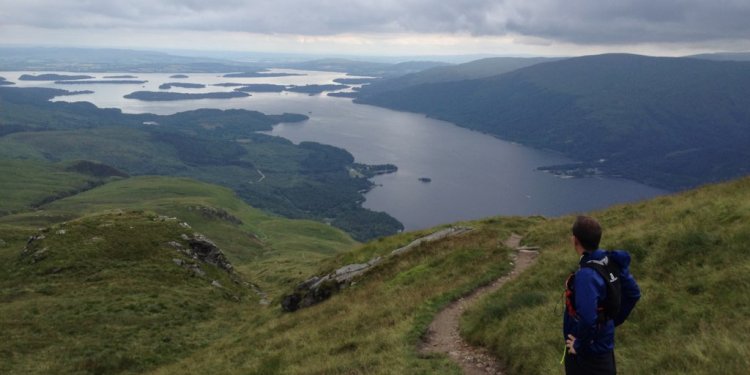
[{"xmin": 7, "ymin": 70, "xmax": 667, "ymax": 230}]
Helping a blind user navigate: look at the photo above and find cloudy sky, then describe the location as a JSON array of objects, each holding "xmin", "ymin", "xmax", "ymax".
[{"xmin": 1, "ymin": 0, "xmax": 749, "ymax": 57}]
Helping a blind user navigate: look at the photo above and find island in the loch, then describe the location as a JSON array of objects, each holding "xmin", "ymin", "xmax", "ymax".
[
  {"xmin": 327, "ymin": 92, "xmax": 358, "ymax": 98},
  {"xmin": 333, "ymin": 78, "xmax": 376, "ymax": 84},
  {"xmin": 169, "ymin": 74, "xmax": 189, "ymax": 78},
  {"xmin": 158, "ymin": 82, "xmax": 206, "ymax": 89},
  {"xmin": 418, "ymin": 177, "xmax": 432, "ymax": 183},
  {"xmin": 233, "ymin": 84, "xmax": 287, "ymax": 93},
  {"xmin": 124, "ymin": 90, "xmax": 250, "ymax": 101},
  {"xmin": 60, "ymin": 90, "xmax": 95, "ymax": 96},
  {"xmin": 223, "ymin": 71, "xmax": 305, "ymax": 78},
  {"xmin": 56, "ymin": 79, "xmax": 148, "ymax": 85},
  {"xmin": 0, "ymin": 76, "xmax": 13, "ymax": 86},
  {"xmin": 19, "ymin": 73, "xmax": 94, "ymax": 81},
  {"xmin": 287, "ymin": 84, "xmax": 349, "ymax": 95},
  {"xmin": 213, "ymin": 82, "xmax": 247, "ymax": 87}
]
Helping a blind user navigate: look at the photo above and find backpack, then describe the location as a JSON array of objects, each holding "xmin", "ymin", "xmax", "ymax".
[{"xmin": 564, "ymin": 252, "xmax": 622, "ymax": 323}]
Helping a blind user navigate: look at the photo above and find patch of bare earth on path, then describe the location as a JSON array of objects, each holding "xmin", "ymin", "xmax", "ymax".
[{"xmin": 420, "ymin": 233, "xmax": 539, "ymax": 375}]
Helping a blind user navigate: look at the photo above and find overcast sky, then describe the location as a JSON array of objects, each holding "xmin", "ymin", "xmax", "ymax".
[{"xmin": 1, "ymin": 0, "xmax": 749, "ymax": 57}]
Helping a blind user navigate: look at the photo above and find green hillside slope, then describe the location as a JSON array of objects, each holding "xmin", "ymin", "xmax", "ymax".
[
  {"xmin": 358, "ymin": 54, "xmax": 750, "ymax": 190},
  {"xmin": 0, "ymin": 173, "xmax": 358, "ymax": 373},
  {"xmin": 146, "ymin": 176, "xmax": 750, "ymax": 374},
  {"xmin": 0, "ymin": 211, "xmax": 254, "ymax": 374},
  {"xmin": 1, "ymin": 174, "xmax": 357, "ymax": 293},
  {"xmin": 3, "ymin": 171, "xmax": 750, "ymax": 373}
]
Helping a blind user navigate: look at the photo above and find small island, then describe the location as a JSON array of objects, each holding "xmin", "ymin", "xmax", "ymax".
[
  {"xmin": 287, "ymin": 84, "xmax": 350, "ymax": 95},
  {"xmin": 0, "ymin": 77, "xmax": 13, "ymax": 86},
  {"xmin": 233, "ymin": 84, "xmax": 287, "ymax": 93},
  {"xmin": 169, "ymin": 74, "xmax": 189, "ymax": 79},
  {"xmin": 223, "ymin": 71, "xmax": 305, "ymax": 78},
  {"xmin": 104, "ymin": 75, "xmax": 138, "ymax": 79},
  {"xmin": 327, "ymin": 92, "xmax": 358, "ymax": 98},
  {"xmin": 59, "ymin": 90, "xmax": 95, "ymax": 96},
  {"xmin": 19, "ymin": 73, "xmax": 94, "ymax": 81},
  {"xmin": 124, "ymin": 91, "xmax": 250, "ymax": 101},
  {"xmin": 213, "ymin": 83, "xmax": 247, "ymax": 87},
  {"xmin": 158, "ymin": 82, "xmax": 206, "ymax": 90},
  {"xmin": 418, "ymin": 177, "xmax": 432, "ymax": 183},
  {"xmin": 333, "ymin": 78, "xmax": 376, "ymax": 84},
  {"xmin": 55, "ymin": 80, "xmax": 148, "ymax": 85}
]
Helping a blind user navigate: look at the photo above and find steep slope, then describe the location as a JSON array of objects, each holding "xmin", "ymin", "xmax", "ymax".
[
  {"xmin": 358, "ymin": 54, "xmax": 750, "ymax": 190},
  {"xmin": 360, "ymin": 56, "xmax": 557, "ymax": 96},
  {"xmin": 154, "ymin": 177, "xmax": 750, "ymax": 374}
]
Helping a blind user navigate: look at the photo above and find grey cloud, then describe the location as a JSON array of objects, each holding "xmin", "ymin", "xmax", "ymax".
[{"xmin": 1, "ymin": 0, "xmax": 749, "ymax": 45}]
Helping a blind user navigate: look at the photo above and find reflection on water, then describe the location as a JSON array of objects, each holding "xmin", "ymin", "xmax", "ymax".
[{"xmin": 8, "ymin": 70, "xmax": 667, "ymax": 230}]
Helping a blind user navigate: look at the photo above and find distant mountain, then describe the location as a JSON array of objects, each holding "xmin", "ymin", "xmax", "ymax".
[
  {"xmin": 280, "ymin": 58, "xmax": 450, "ymax": 78},
  {"xmin": 357, "ymin": 54, "xmax": 750, "ymax": 190},
  {"xmin": 0, "ymin": 47, "xmax": 261, "ymax": 72},
  {"xmin": 359, "ymin": 56, "xmax": 559, "ymax": 96},
  {"xmin": 688, "ymin": 52, "xmax": 750, "ymax": 61}
]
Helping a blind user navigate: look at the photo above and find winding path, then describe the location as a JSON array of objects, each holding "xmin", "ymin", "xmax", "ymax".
[{"xmin": 420, "ymin": 234, "xmax": 539, "ymax": 375}]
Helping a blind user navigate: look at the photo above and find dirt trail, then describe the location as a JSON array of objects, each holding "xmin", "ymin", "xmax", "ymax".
[{"xmin": 420, "ymin": 234, "xmax": 539, "ymax": 375}]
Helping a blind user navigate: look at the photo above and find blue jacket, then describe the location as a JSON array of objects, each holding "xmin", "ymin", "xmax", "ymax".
[{"xmin": 563, "ymin": 249, "xmax": 641, "ymax": 355}]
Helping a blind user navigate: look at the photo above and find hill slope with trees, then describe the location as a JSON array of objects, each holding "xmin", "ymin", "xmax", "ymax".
[{"xmin": 358, "ymin": 54, "xmax": 750, "ymax": 190}]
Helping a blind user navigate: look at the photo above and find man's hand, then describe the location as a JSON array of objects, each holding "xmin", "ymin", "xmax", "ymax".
[{"xmin": 566, "ymin": 334, "xmax": 577, "ymax": 355}]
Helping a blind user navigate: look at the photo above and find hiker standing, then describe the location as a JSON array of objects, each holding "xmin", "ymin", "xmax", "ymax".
[{"xmin": 563, "ymin": 216, "xmax": 641, "ymax": 375}]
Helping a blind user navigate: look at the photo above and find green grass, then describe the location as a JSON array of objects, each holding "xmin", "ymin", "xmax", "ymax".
[
  {"xmin": 0, "ymin": 211, "xmax": 251, "ymax": 375},
  {"xmin": 461, "ymin": 177, "xmax": 750, "ymax": 374},
  {"xmin": 0, "ymin": 175, "xmax": 357, "ymax": 295},
  {"xmin": 0, "ymin": 159, "xmax": 106, "ymax": 215},
  {"xmin": 151, "ymin": 217, "xmax": 536, "ymax": 375},
  {"xmin": 3, "ymin": 164, "xmax": 750, "ymax": 374}
]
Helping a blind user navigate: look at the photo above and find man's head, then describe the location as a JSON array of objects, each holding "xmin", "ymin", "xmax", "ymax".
[{"xmin": 571, "ymin": 215, "xmax": 601, "ymax": 253}]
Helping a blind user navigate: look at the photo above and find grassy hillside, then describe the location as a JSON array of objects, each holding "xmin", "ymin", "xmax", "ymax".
[
  {"xmin": 0, "ymin": 173, "xmax": 357, "ymax": 374},
  {"xmin": 462, "ymin": 177, "xmax": 750, "ymax": 374},
  {"xmin": 0, "ymin": 159, "xmax": 113, "ymax": 215},
  {"xmin": 3, "ymin": 172, "xmax": 750, "ymax": 373},
  {"xmin": 1, "ymin": 175, "xmax": 357, "ymax": 294},
  {"xmin": 0, "ymin": 211, "xmax": 253, "ymax": 374},
  {"xmin": 145, "ymin": 177, "xmax": 750, "ymax": 374},
  {"xmin": 358, "ymin": 54, "xmax": 750, "ymax": 190}
]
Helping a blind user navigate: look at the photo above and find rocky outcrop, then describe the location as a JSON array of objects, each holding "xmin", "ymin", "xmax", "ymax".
[
  {"xmin": 188, "ymin": 205, "xmax": 243, "ymax": 225},
  {"xmin": 282, "ymin": 226, "xmax": 473, "ymax": 312},
  {"xmin": 168, "ymin": 233, "xmax": 233, "ymax": 273}
]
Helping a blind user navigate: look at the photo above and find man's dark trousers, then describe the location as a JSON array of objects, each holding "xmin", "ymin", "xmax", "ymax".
[{"xmin": 564, "ymin": 351, "xmax": 616, "ymax": 375}]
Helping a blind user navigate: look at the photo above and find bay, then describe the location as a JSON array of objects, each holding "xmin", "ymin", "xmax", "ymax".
[{"xmin": 7, "ymin": 70, "xmax": 666, "ymax": 230}]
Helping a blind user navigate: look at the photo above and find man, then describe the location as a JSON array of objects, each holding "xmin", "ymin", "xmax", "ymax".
[{"xmin": 563, "ymin": 216, "xmax": 641, "ymax": 375}]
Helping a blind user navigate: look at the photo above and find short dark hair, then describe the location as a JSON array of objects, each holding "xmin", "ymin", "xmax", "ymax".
[{"xmin": 572, "ymin": 216, "xmax": 601, "ymax": 251}]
